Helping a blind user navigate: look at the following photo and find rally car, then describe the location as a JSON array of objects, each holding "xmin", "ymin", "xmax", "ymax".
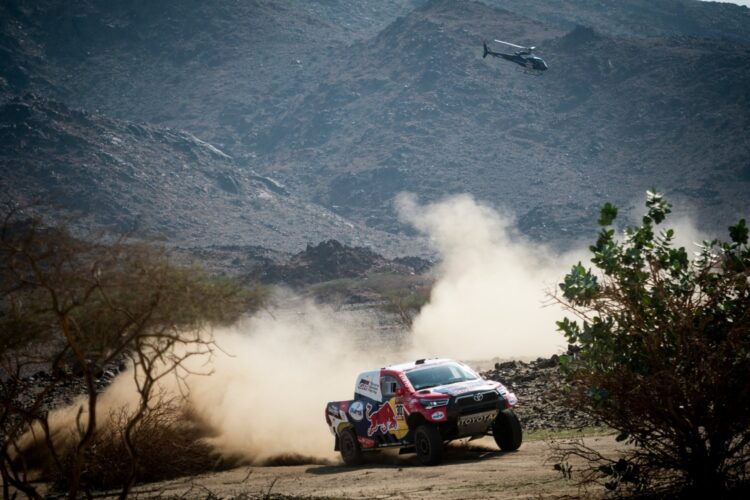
[{"xmin": 324, "ymin": 358, "xmax": 522, "ymax": 465}]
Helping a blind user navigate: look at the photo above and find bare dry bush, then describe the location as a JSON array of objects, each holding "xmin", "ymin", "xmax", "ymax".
[
  {"xmin": 46, "ymin": 400, "xmax": 230, "ymax": 491},
  {"xmin": 0, "ymin": 204, "xmax": 261, "ymax": 498}
]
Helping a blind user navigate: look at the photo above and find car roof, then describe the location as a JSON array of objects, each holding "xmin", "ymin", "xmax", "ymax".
[{"xmin": 385, "ymin": 358, "xmax": 457, "ymax": 373}]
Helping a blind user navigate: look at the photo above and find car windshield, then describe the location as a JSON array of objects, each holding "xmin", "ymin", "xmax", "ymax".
[{"xmin": 405, "ymin": 363, "xmax": 479, "ymax": 390}]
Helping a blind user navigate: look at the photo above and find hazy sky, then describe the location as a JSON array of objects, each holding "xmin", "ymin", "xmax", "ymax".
[{"xmin": 702, "ymin": 0, "xmax": 750, "ymax": 7}]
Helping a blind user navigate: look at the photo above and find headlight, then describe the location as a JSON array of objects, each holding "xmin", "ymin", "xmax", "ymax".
[{"xmin": 419, "ymin": 398, "xmax": 449, "ymax": 408}]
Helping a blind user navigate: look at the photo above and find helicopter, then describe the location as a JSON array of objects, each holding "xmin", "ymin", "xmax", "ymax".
[{"xmin": 482, "ymin": 39, "xmax": 548, "ymax": 74}]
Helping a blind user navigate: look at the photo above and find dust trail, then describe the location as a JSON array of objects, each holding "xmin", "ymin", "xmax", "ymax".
[
  {"xmin": 36, "ymin": 194, "xmax": 599, "ymax": 465},
  {"xmin": 105, "ymin": 193, "xmax": 708, "ymax": 464},
  {"xmin": 396, "ymin": 192, "xmax": 709, "ymax": 360},
  {"xmin": 64, "ymin": 292, "xmax": 394, "ymax": 463},
  {"xmin": 397, "ymin": 193, "xmax": 581, "ymax": 360},
  {"xmin": 183, "ymin": 296, "xmax": 388, "ymax": 462},
  {"xmin": 181, "ymin": 194, "xmax": 585, "ymax": 461}
]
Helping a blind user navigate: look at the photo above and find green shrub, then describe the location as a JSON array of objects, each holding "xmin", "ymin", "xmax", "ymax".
[{"xmin": 555, "ymin": 191, "xmax": 749, "ymax": 497}]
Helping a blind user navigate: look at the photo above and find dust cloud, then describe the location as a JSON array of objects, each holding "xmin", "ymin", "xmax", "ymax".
[
  {"xmin": 398, "ymin": 193, "xmax": 578, "ymax": 360},
  {"xmin": 37, "ymin": 194, "xmax": 605, "ymax": 464},
  {"xmin": 183, "ymin": 296, "xmax": 388, "ymax": 462},
  {"xmin": 28, "ymin": 296, "xmax": 387, "ymax": 464},
  {"xmin": 164, "ymin": 194, "xmax": 706, "ymax": 462}
]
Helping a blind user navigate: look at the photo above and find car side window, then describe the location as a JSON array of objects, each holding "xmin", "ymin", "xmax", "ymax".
[{"xmin": 381, "ymin": 375, "xmax": 401, "ymax": 401}]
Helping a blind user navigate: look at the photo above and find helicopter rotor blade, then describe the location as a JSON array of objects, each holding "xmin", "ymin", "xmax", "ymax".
[{"xmin": 493, "ymin": 39, "xmax": 535, "ymax": 51}]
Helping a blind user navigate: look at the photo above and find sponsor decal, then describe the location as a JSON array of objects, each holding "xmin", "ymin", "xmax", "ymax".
[
  {"xmin": 458, "ymin": 410, "xmax": 498, "ymax": 427},
  {"xmin": 357, "ymin": 436, "xmax": 376, "ymax": 449},
  {"xmin": 366, "ymin": 402, "xmax": 398, "ymax": 436},
  {"xmin": 358, "ymin": 378, "xmax": 380, "ymax": 395},
  {"xmin": 391, "ymin": 399, "xmax": 409, "ymax": 440},
  {"xmin": 442, "ymin": 380, "xmax": 488, "ymax": 395},
  {"xmin": 431, "ymin": 411, "xmax": 445, "ymax": 420},
  {"xmin": 395, "ymin": 404, "xmax": 405, "ymax": 418},
  {"xmin": 348, "ymin": 401, "xmax": 364, "ymax": 422}
]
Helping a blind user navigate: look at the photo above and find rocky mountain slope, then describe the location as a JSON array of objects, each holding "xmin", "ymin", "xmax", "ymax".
[
  {"xmin": 235, "ymin": 0, "xmax": 749, "ymax": 239},
  {"xmin": 492, "ymin": 0, "xmax": 750, "ymax": 44},
  {"xmin": 1, "ymin": 0, "xmax": 748, "ymax": 254},
  {"xmin": 178, "ymin": 238, "xmax": 431, "ymax": 286},
  {"xmin": 0, "ymin": 94, "xmax": 419, "ymax": 253}
]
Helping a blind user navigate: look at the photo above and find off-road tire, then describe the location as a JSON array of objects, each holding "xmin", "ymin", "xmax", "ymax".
[
  {"xmin": 492, "ymin": 409, "xmax": 522, "ymax": 451},
  {"xmin": 339, "ymin": 428, "xmax": 363, "ymax": 465},
  {"xmin": 414, "ymin": 424, "xmax": 443, "ymax": 465}
]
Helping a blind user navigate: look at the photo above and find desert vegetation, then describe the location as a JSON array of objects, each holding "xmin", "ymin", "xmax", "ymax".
[
  {"xmin": 0, "ymin": 204, "xmax": 262, "ymax": 498},
  {"xmin": 554, "ymin": 192, "xmax": 750, "ymax": 498}
]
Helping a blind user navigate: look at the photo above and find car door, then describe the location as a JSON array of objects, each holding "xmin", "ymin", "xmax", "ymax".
[{"xmin": 379, "ymin": 373, "xmax": 409, "ymax": 440}]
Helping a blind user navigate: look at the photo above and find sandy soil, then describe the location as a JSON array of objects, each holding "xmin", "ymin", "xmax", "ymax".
[{"xmin": 124, "ymin": 435, "xmax": 622, "ymax": 499}]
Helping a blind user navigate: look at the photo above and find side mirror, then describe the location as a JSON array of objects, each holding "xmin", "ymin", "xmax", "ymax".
[{"xmin": 395, "ymin": 387, "xmax": 406, "ymax": 397}]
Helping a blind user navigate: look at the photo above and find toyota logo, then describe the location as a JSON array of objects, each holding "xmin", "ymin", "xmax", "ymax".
[{"xmin": 473, "ymin": 393, "xmax": 484, "ymax": 402}]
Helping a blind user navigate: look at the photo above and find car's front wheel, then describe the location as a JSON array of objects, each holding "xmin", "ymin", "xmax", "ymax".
[
  {"xmin": 339, "ymin": 428, "xmax": 363, "ymax": 465},
  {"xmin": 492, "ymin": 408, "xmax": 522, "ymax": 451},
  {"xmin": 414, "ymin": 424, "xmax": 443, "ymax": 465}
]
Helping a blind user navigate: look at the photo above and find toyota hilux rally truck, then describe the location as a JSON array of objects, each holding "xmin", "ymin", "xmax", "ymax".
[{"xmin": 325, "ymin": 358, "xmax": 522, "ymax": 465}]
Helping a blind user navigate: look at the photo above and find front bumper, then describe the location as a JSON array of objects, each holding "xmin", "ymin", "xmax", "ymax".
[{"xmin": 442, "ymin": 390, "xmax": 505, "ymax": 439}]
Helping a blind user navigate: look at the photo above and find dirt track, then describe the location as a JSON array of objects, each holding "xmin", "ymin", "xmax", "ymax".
[{"xmin": 127, "ymin": 435, "xmax": 621, "ymax": 499}]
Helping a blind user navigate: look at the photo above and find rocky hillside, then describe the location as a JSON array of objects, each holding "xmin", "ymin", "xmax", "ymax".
[
  {"xmin": 483, "ymin": 355, "xmax": 601, "ymax": 431},
  {"xmin": 239, "ymin": 1, "xmax": 750, "ymax": 238},
  {"xmin": 1, "ymin": 0, "xmax": 748, "ymax": 254},
  {"xmin": 491, "ymin": 0, "xmax": 750, "ymax": 44},
  {"xmin": 178, "ymin": 238, "xmax": 432, "ymax": 286},
  {"xmin": 0, "ymin": 94, "xmax": 419, "ymax": 253}
]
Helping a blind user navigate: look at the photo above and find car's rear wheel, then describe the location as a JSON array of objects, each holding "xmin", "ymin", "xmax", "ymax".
[
  {"xmin": 492, "ymin": 409, "xmax": 522, "ymax": 451},
  {"xmin": 339, "ymin": 428, "xmax": 363, "ymax": 465},
  {"xmin": 414, "ymin": 424, "xmax": 443, "ymax": 465}
]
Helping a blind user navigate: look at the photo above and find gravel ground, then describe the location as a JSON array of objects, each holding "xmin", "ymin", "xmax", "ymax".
[{"xmin": 117, "ymin": 435, "xmax": 623, "ymax": 499}]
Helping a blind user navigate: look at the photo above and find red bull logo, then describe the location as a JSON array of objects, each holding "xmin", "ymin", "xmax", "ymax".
[{"xmin": 366, "ymin": 402, "xmax": 398, "ymax": 436}]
